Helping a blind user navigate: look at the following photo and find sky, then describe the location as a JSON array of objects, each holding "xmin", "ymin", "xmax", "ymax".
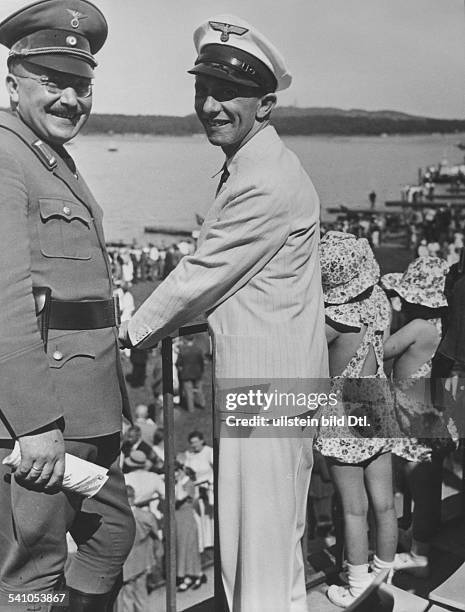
[{"xmin": 0, "ymin": 0, "xmax": 464, "ymax": 118}]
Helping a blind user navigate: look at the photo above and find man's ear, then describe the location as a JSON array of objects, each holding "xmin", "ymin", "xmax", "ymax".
[
  {"xmin": 6, "ymin": 74, "xmax": 19, "ymax": 105},
  {"xmin": 256, "ymin": 93, "xmax": 277, "ymax": 121}
]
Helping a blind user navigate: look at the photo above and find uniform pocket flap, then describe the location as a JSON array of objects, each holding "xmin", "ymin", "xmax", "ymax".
[
  {"xmin": 48, "ymin": 332, "xmax": 96, "ymax": 369},
  {"xmin": 39, "ymin": 198, "xmax": 91, "ymax": 226}
]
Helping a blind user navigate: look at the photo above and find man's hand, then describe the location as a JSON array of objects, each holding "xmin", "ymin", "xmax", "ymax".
[
  {"xmin": 118, "ymin": 319, "xmax": 132, "ymax": 349},
  {"xmin": 14, "ymin": 423, "xmax": 65, "ymax": 491}
]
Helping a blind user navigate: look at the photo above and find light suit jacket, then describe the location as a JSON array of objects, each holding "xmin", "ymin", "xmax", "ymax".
[
  {"xmin": 0, "ymin": 111, "xmax": 129, "ymax": 439},
  {"xmin": 129, "ymin": 126, "xmax": 328, "ymax": 408}
]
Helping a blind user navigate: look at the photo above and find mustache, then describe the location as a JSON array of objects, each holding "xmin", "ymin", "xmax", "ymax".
[{"xmin": 48, "ymin": 108, "xmax": 84, "ymax": 120}]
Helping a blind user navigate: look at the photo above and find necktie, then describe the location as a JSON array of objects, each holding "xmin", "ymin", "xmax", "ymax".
[{"xmin": 216, "ymin": 163, "xmax": 230, "ymax": 196}]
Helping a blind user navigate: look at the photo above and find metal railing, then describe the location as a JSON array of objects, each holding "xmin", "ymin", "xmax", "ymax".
[{"xmin": 161, "ymin": 322, "xmax": 212, "ymax": 612}]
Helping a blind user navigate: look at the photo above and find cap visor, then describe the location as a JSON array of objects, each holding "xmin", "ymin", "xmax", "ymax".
[
  {"xmin": 24, "ymin": 55, "xmax": 94, "ymax": 78},
  {"xmin": 188, "ymin": 63, "xmax": 260, "ymax": 88}
]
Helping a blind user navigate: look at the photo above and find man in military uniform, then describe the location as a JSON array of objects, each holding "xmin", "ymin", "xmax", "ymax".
[
  {"xmin": 121, "ymin": 15, "xmax": 328, "ymax": 612},
  {"xmin": 0, "ymin": 2, "xmax": 135, "ymax": 610}
]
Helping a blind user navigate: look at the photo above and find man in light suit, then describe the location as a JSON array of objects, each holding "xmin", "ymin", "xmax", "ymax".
[{"xmin": 121, "ymin": 15, "xmax": 328, "ymax": 611}]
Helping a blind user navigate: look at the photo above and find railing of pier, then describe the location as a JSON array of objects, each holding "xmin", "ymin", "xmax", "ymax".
[{"xmin": 161, "ymin": 321, "xmax": 214, "ymax": 612}]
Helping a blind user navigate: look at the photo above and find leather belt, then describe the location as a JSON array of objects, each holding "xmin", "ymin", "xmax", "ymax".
[{"xmin": 49, "ymin": 297, "xmax": 120, "ymax": 330}]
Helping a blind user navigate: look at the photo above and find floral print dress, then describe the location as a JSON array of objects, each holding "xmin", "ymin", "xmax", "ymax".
[
  {"xmin": 314, "ymin": 286, "xmax": 398, "ymax": 464},
  {"xmin": 391, "ymin": 318, "xmax": 458, "ymax": 462}
]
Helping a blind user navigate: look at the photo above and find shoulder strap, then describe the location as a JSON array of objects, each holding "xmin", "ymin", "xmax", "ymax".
[{"xmin": 0, "ymin": 112, "xmax": 57, "ymax": 171}]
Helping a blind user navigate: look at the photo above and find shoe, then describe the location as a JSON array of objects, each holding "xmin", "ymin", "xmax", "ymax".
[
  {"xmin": 326, "ymin": 584, "xmax": 358, "ymax": 608},
  {"xmin": 177, "ymin": 577, "xmax": 193, "ymax": 592},
  {"xmin": 393, "ymin": 552, "xmax": 429, "ymax": 578},
  {"xmin": 191, "ymin": 574, "xmax": 207, "ymax": 590}
]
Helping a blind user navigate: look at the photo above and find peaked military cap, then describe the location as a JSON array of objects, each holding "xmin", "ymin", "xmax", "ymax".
[
  {"xmin": 188, "ymin": 14, "xmax": 292, "ymax": 92},
  {"xmin": 0, "ymin": 0, "xmax": 107, "ymax": 78}
]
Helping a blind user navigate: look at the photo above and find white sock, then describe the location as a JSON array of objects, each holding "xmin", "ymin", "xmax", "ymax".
[
  {"xmin": 347, "ymin": 563, "xmax": 371, "ymax": 597},
  {"xmin": 372, "ymin": 554, "xmax": 394, "ymax": 575}
]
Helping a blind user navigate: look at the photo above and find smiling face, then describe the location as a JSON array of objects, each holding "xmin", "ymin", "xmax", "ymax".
[
  {"xmin": 194, "ymin": 74, "xmax": 276, "ymax": 157},
  {"xmin": 6, "ymin": 61, "xmax": 92, "ymax": 145}
]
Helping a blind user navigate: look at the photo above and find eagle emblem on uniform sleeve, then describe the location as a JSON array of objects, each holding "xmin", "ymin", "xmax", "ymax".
[
  {"xmin": 209, "ymin": 21, "xmax": 249, "ymax": 42},
  {"xmin": 67, "ymin": 9, "xmax": 88, "ymax": 29}
]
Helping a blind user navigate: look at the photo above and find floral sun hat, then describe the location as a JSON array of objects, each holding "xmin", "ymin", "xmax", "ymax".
[
  {"xmin": 325, "ymin": 285, "xmax": 391, "ymax": 332},
  {"xmin": 380, "ymin": 256, "xmax": 448, "ymax": 308},
  {"xmin": 320, "ymin": 231, "xmax": 380, "ymax": 305}
]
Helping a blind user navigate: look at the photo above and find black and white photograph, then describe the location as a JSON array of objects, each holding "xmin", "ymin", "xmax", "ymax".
[{"xmin": 0, "ymin": 1, "xmax": 464, "ymax": 611}]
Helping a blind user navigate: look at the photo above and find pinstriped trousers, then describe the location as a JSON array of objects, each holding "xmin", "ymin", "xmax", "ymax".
[{"xmin": 218, "ymin": 427, "xmax": 313, "ymax": 612}]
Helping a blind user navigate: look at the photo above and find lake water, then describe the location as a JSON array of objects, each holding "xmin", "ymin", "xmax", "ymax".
[{"xmin": 68, "ymin": 131, "xmax": 465, "ymax": 243}]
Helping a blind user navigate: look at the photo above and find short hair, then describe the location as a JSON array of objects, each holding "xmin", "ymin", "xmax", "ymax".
[{"xmin": 188, "ymin": 430, "xmax": 204, "ymax": 442}]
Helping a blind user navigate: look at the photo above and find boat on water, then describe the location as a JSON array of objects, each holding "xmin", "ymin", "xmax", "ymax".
[{"xmin": 421, "ymin": 159, "xmax": 465, "ymax": 184}]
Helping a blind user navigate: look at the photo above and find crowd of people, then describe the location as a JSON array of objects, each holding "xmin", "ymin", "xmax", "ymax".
[
  {"xmin": 117, "ymin": 421, "xmax": 213, "ymax": 607},
  {"xmin": 321, "ymin": 205, "xmax": 465, "ymax": 267},
  {"xmin": 108, "ymin": 240, "xmax": 195, "ymax": 285},
  {"xmin": 406, "ymin": 206, "xmax": 465, "ymax": 264}
]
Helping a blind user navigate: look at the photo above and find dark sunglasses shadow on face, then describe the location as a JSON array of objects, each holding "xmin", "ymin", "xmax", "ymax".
[{"xmin": 195, "ymin": 76, "xmax": 263, "ymax": 102}]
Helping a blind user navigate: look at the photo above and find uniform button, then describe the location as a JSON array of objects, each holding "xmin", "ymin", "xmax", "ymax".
[
  {"xmin": 63, "ymin": 206, "xmax": 71, "ymax": 216},
  {"xmin": 53, "ymin": 351, "xmax": 63, "ymax": 361}
]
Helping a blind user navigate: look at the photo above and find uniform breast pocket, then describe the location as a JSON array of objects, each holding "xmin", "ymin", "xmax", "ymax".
[{"xmin": 38, "ymin": 198, "xmax": 92, "ymax": 260}]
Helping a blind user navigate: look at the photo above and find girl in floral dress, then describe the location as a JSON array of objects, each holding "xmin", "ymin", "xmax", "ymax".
[
  {"xmin": 314, "ymin": 231, "xmax": 397, "ymax": 608},
  {"xmin": 382, "ymin": 256, "xmax": 456, "ymax": 578}
]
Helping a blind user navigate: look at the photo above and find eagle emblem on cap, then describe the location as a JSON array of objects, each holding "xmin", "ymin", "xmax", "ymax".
[
  {"xmin": 67, "ymin": 9, "xmax": 88, "ymax": 29},
  {"xmin": 209, "ymin": 21, "xmax": 248, "ymax": 43}
]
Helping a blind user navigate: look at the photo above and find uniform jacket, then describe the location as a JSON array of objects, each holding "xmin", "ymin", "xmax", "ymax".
[
  {"xmin": 0, "ymin": 110, "xmax": 129, "ymax": 439},
  {"xmin": 128, "ymin": 126, "xmax": 328, "ymax": 401}
]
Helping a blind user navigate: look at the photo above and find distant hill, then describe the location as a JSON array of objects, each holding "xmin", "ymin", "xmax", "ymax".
[
  {"xmin": 81, "ymin": 107, "xmax": 465, "ymax": 136},
  {"xmin": 2, "ymin": 106, "xmax": 464, "ymax": 135},
  {"xmin": 271, "ymin": 107, "xmax": 465, "ymax": 135}
]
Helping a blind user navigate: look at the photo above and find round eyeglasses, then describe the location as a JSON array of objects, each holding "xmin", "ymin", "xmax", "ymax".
[{"xmin": 14, "ymin": 73, "xmax": 93, "ymax": 98}]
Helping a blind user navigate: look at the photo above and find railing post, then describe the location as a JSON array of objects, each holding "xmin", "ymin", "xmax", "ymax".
[
  {"xmin": 162, "ymin": 335, "xmax": 176, "ymax": 612},
  {"xmin": 212, "ymin": 375, "xmax": 224, "ymax": 611}
]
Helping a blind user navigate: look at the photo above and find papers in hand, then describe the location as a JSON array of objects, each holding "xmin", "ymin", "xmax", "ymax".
[{"xmin": 2, "ymin": 442, "xmax": 109, "ymax": 498}]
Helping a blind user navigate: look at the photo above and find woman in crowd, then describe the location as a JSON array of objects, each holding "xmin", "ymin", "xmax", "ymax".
[
  {"xmin": 184, "ymin": 431, "xmax": 214, "ymax": 551},
  {"xmin": 175, "ymin": 461, "xmax": 207, "ymax": 592},
  {"xmin": 314, "ymin": 231, "xmax": 398, "ymax": 608},
  {"xmin": 382, "ymin": 256, "xmax": 456, "ymax": 577}
]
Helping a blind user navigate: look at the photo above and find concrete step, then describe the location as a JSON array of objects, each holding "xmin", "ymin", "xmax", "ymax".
[
  {"xmin": 429, "ymin": 561, "xmax": 465, "ymax": 611},
  {"xmin": 380, "ymin": 583, "xmax": 429, "ymax": 612}
]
